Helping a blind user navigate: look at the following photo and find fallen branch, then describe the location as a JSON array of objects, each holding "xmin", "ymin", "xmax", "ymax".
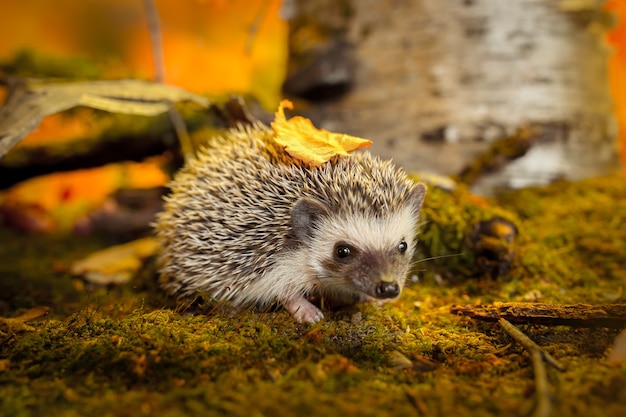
[
  {"xmin": 450, "ymin": 302, "xmax": 626, "ymax": 328},
  {"xmin": 0, "ymin": 78, "xmax": 210, "ymax": 159}
]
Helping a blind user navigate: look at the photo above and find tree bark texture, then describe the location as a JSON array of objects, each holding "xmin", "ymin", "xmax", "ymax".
[{"xmin": 288, "ymin": 0, "xmax": 619, "ymax": 193}]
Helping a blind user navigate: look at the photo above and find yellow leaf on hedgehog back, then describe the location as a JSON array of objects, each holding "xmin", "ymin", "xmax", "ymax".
[{"xmin": 270, "ymin": 100, "xmax": 372, "ymax": 166}]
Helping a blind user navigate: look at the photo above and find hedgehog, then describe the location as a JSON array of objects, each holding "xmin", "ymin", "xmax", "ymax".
[{"xmin": 155, "ymin": 123, "xmax": 426, "ymax": 323}]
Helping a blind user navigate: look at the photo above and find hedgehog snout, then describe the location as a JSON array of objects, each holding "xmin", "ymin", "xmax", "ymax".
[
  {"xmin": 375, "ymin": 281, "xmax": 401, "ymax": 299},
  {"xmin": 352, "ymin": 268, "xmax": 405, "ymax": 300}
]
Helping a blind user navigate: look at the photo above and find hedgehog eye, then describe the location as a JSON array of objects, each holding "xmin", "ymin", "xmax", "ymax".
[
  {"xmin": 398, "ymin": 240, "xmax": 408, "ymax": 254},
  {"xmin": 334, "ymin": 244, "xmax": 353, "ymax": 260}
]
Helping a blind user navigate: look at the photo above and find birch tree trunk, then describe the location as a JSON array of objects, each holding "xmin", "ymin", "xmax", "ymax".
[{"xmin": 286, "ymin": 0, "xmax": 619, "ymax": 194}]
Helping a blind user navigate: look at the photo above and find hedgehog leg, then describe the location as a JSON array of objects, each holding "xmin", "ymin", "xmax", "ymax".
[{"xmin": 284, "ymin": 296, "xmax": 324, "ymax": 323}]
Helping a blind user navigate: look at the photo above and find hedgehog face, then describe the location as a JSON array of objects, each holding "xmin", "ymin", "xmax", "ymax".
[
  {"xmin": 323, "ymin": 236, "xmax": 412, "ymax": 300},
  {"xmin": 291, "ymin": 184, "xmax": 425, "ymax": 303},
  {"xmin": 311, "ymin": 208, "xmax": 419, "ymax": 301}
]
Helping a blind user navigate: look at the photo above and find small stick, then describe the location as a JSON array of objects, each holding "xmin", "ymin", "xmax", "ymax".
[
  {"xmin": 245, "ymin": 0, "xmax": 270, "ymax": 55},
  {"xmin": 529, "ymin": 348, "xmax": 551, "ymax": 417},
  {"xmin": 165, "ymin": 105, "xmax": 194, "ymax": 160},
  {"xmin": 142, "ymin": 0, "xmax": 165, "ymax": 83},
  {"xmin": 498, "ymin": 318, "xmax": 563, "ymax": 417}
]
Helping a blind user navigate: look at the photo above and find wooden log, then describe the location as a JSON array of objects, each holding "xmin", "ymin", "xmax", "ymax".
[{"xmin": 451, "ymin": 302, "xmax": 626, "ymax": 328}]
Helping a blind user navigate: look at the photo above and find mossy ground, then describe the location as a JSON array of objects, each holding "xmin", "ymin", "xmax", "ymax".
[{"xmin": 1, "ymin": 174, "xmax": 625, "ymax": 417}]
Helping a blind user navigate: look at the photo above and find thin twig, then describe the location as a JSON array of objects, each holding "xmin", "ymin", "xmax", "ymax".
[
  {"xmin": 529, "ymin": 348, "xmax": 551, "ymax": 417},
  {"xmin": 245, "ymin": 0, "xmax": 271, "ymax": 55},
  {"xmin": 142, "ymin": 0, "xmax": 194, "ymax": 160},
  {"xmin": 498, "ymin": 318, "xmax": 564, "ymax": 417},
  {"xmin": 165, "ymin": 105, "xmax": 194, "ymax": 160},
  {"xmin": 498, "ymin": 318, "xmax": 565, "ymax": 371},
  {"xmin": 142, "ymin": 0, "xmax": 165, "ymax": 83}
]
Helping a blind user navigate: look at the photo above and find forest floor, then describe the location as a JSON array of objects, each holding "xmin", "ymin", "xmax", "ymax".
[{"xmin": 1, "ymin": 173, "xmax": 625, "ymax": 417}]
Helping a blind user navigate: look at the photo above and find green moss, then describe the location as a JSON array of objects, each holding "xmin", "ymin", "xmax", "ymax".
[
  {"xmin": 456, "ymin": 128, "xmax": 534, "ymax": 186},
  {"xmin": 496, "ymin": 176, "xmax": 626, "ymax": 303},
  {"xmin": 1, "ymin": 49, "xmax": 102, "ymax": 79},
  {"xmin": 415, "ymin": 179, "xmax": 521, "ymax": 283},
  {"xmin": 1, "ymin": 174, "xmax": 625, "ymax": 416}
]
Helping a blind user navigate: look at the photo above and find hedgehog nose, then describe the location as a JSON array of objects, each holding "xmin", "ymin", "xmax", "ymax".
[{"xmin": 375, "ymin": 281, "xmax": 400, "ymax": 299}]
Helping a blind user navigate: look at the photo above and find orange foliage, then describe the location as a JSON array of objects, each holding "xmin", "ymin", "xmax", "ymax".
[
  {"xmin": 126, "ymin": 0, "xmax": 288, "ymax": 108},
  {"xmin": 0, "ymin": 0, "xmax": 288, "ymax": 148},
  {"xmin": 1, "ymin": 159, "xmax": 168, "ymax": 232},
  {"xmin": 18, "ymin": 109, "xmax": 96, "ymax": 146},
  {"xmin": 0, "ymin": 0, "xmax": 287, "ymax": 107},
  {"xmin": 605, "ymin": 0, "xmax": 626, "ymax": 169},
  {"xmin": 4, "ymin": 160, "xmax": 167, "ymax": 211},
  {"xmin": 466, "ymin": 194, "xmax": 490, "ymax": 210},
  {"xmin": 271, "ymin": 100, "xmax": 372, "ymax": 167}
]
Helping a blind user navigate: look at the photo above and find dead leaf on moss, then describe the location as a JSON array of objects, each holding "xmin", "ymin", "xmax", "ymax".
[
  {"xmin": 270, "ymin": 99, "xmax": 372, "ymax": 166},
  {"xmin": 70, "ymin": 237, "xmax": 159, "ymax": 285},
  {"xmin": 0, "ymin": 306, "xmax": 50, "ymax": 335},
  {"xmin": 389, "ymin": 350, "xmax": 414, "ymax": 369},
  {"xmin": 0, "ymin": 79, "xmax": 210, "ymax": 158},
  {"xmin": 608, "ymin": 328, "xmax": 626, "ymax": 365},
  {"xmin": 389, "ymin": 350, "xmax": 439, "ymax": 372}
]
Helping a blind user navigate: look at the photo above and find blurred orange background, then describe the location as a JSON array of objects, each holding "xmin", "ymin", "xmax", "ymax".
[
  {"xmin": 0, "ymin": 0, "xmax": 288, "ymax": 109},
  {"xmin": 0, "ymin": 0, "xmax": 288, "ymax": 232},
  {"xmin": 605, "ymin": 0, "xmax": 626, "ymax": 168},
  {"xmin": 0, "ymin": 0, "xmax": 624, "ymax": 165}
]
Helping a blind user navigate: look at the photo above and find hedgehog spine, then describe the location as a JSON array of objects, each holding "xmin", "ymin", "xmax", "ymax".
[{"xmin": 155, "ymin": 123, "xmax": 426, "ymax": 323}]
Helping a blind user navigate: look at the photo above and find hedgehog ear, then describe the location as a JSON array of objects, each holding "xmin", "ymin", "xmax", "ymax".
[
  {"xmin": 409, "ymin": 183, "xmax": 427, "ymax": 212},
  {"xmin": 291, "ymin": 197, "xmax": 329, "ymax": 242}
]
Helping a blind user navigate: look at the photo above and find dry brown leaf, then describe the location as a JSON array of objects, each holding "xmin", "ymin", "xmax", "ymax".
[{"xmin": 270, "ymin": 100, "xmax": 372, "ymax": 167}]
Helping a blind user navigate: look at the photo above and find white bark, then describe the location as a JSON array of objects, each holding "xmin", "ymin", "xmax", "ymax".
[{"xmin": 291, "ymin": 0, "xmax": 618, "ymax": 193}]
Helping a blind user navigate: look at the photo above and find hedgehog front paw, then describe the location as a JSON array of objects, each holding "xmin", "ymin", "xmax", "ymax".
[{"xmin": 284, "ymin": 297, "xmax": 324, "ymax": 323}]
